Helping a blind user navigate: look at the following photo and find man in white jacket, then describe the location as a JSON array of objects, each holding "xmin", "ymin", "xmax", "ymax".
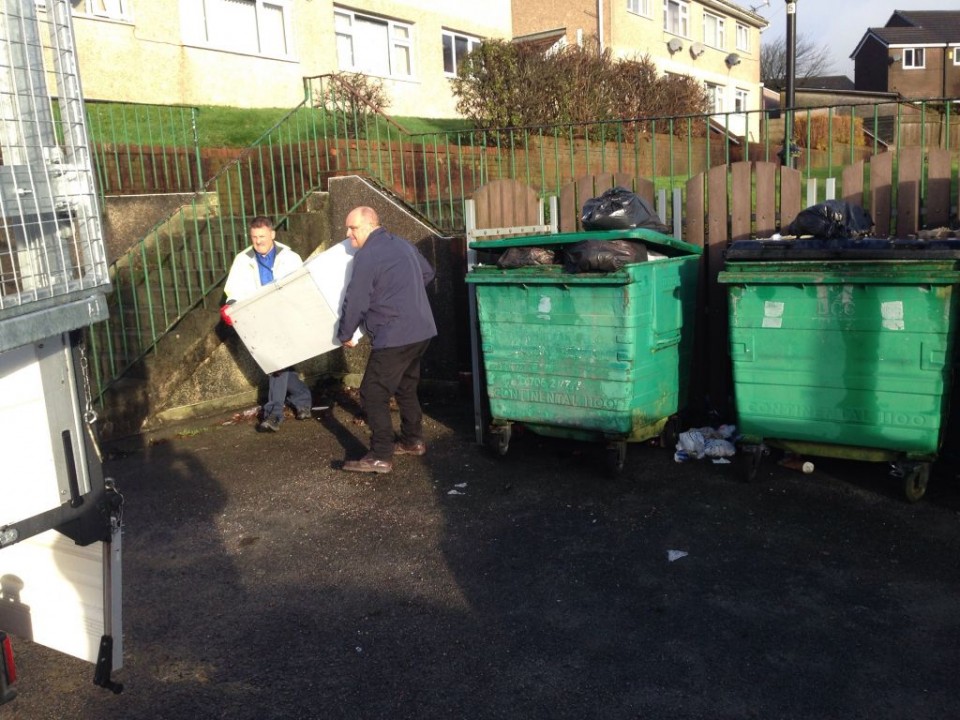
[{"xmin": 221, "ymin": 216, "xmax": 312, "ymax": 432}]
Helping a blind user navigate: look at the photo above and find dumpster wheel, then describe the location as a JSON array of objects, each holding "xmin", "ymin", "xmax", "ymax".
[
  {"xmin": 487, "ymin": 424, "xmax": 511, "ymax": 457},
  {"xmin": 740, "ymin": 444, "xmax": 767, "ymax": 483},
  {"xmin": 899, "ymin": 462, "xmax": 930, "ymax": 503},
  {"xmin": 605, "ymin": 441, "xmax": 627, "ymax": 477}
]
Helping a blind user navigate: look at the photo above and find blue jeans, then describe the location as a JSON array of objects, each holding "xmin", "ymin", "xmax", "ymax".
[{"xmin": 263, "ymin": 369, "xmax": 311, "ymax": 422}]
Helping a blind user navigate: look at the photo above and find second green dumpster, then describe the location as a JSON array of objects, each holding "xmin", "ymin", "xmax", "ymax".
[{"xmin": 718, "ymin": 238, "xmax": 960, "ymax": 501}]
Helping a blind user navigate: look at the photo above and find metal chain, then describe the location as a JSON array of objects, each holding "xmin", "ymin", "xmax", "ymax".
[{"xmin": 77, "ymin": 335, "xmax": 98, "ymax": 425}]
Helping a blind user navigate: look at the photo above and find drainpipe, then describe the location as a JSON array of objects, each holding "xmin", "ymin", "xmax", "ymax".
[
  {"xmin": 943, "ymin": 44, "xmax": 948, "ymax": 99},
  {"xmin": 597, "ymin": 0, "xmax": 604, "ymax": 52}
]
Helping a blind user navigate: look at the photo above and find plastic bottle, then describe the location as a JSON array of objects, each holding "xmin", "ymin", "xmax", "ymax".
[{"xmin": 779, "ymin": 454, "xmax": 814, "ymax": 474}]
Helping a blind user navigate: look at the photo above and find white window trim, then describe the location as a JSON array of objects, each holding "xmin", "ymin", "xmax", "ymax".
[
  {"xmin": 442, "ymin": 30, "xmax": 481, "ymax": 78},
  {"xmin": 626, "ymin": 0, "xmax": 652, "ymax": 18},
  {"xmin": 84, "ymin": 1, "xmax": 130, "ymax": 21},
  {"xmin": 182, "ymin": 0, "xmax": 295, "ymax": 60},
  {"xmin": 705, "ymin": 82, "xmax": 724, "ymax": 114},
  {"xmin": 703, "ymin": 12, "xmax": 725, "ymax": 50},
  {"xmin": 39, "ymin": 1, "xmax": 132, "ymax": 21},
  {"xmin": 953, "ymin": 47, "xmax": 960, "ymax": 66},
  {"xmin": 335, "ymin": 8, "xmax": 415, "ymax": 80},
  {"xmin": 736, "ymin": 23, "xmax": 750, "ymax": 52},
  {"xmin": 734, "ymin": 88, "xmax": 749, "ymax": 113},
  {"xmin": 903, "ymin": 47, "xmax": 925, "ymax": 69},
  {"xmin": 663, "ymin": 0, "xmax": 690, "ymax": 38}
]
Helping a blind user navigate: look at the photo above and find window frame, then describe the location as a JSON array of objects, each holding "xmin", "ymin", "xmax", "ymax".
[
  {"xmin": 626, "ymin": 0, "xmax": 652, "ymax": 18},
  {"xmin": 734, "ymin": 88, "xmax": 749, "ymax": 113},
  {"xmin": 442, "ymin": 29, "xmax": 481, "ymax": 78},
  {"xmin": 334, "ymin": 8, "xmax": 415, "ymax": 80},
  {"xmin": 182, "ymin": 0, "xmax": 294, "ymax": 59},
  {"xmin": 703, "ymin": 12, "xmax": 725, "ymax": 50},
  {"xmin": 736, "ymin": 22, "xmax": 750, "ymax": 52},
  {"xmin": 902, "ymin": 47, "xmax": 925, "ymax": 69},
  {"xmin": 663, "ymin": 0, "xmax": 690, "ymax": 38},
  {"xmin": 705, "ymin": 82, "xmax": 724, "ymax": 114}
]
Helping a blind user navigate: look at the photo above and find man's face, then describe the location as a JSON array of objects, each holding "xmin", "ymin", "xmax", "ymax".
[
  {"xmin": 251, "ymin": 226, "xmax": 276, "ymax": 255},
  {"xmin": 346, "ymin": 213, "xmax": 375, "ymax": 249}
]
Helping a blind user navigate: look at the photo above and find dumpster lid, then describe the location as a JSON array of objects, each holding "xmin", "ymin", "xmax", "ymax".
[
  {"xmin": 725, "ymin": 236, "xmax": 960, "ymax": 261},
  {"xmin": 469, "ymin": 228, "xmax": 702, "ymax": 256}
]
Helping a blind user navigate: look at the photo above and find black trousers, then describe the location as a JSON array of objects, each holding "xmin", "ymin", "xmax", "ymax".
[{"xmin": 360, "ymin": 338, "xmax": 432, "ymax": 460}]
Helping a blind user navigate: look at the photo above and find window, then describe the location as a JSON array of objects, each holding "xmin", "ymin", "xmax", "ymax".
[
  {"xmin": 705, "ymin": 82, "xmax": 724, "ymax": 113},
  {"xmin": 181, "ymin": 0, "xmax": 292, "ymax": 58},
  {"xmin": 734, "ymin": 88, "xmax": 748, "ymax": 113},
  {"xmin": 335, "ymin": 9, "xmax": 414, "ymax": 79},
  {"xmin": 903, "ymin": 47, "xmax": 925, "ymax": 68},
  {"xmin": 57, "ymin": 1, "xmax": 131, "ymax": 20},
  {"xmin": 627, "ymin": 0, "xmax": 652, "ymax": 16},
  {"xmin": 443, "ymin": 30, "xmax": 481, "ymax": 77},
  {"xmin": 664, "ymin": 0, "xmax": 689, "ymax": 37},
  {"xmin": 703, "ymin": 13, "xmax": 725, "ymax": 49},
  {"xmin": 954, "ymin": 48, "xmax": 960, "ymax": 66},
  {"xmin": 736, "ymin": 23, "xmax": 750, "ymax": 52}
]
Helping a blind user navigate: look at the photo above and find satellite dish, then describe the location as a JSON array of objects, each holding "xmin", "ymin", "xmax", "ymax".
[
  {"xmin": 690, "ymin": 42, "xmax": 705, "ymax": 58},
  {"xmin": 667, "ymin": 37, "xmax": 683, "ymax": 53},
  {"xmin": 725, "ymin": 53, "xmax": 741, "ymax": 67}
]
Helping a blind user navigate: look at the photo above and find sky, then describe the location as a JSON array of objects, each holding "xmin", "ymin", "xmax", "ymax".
[{"xmin": 753, "ymin": 0, "xmax": 960, "ymax": 79}]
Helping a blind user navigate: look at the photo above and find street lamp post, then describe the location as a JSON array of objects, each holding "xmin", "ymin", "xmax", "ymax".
[{"xmin": 784, "ymin": 0, "xmax": 798, "ymax": 168}]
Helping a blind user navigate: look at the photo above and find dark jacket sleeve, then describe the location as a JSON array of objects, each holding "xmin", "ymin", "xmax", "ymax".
[{"xmin": 337, "ymin": 252, "xmax": 373, "ymax": 343}]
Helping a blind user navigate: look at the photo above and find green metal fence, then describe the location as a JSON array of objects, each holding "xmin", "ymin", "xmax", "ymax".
[
  {"xmin": 81, "ymin": 99, "xmax": 204, "ymax": 194},
  {"xmin": 306, "ymin": 74, "xmax": 958, "ymax": 233},
  {"xmin": 86, "ymin": 78, "xmax": 960, "ymax": 405},
  {"xmin": 85, "ymin": 96, "xmax": 328, "ymax": 405}
]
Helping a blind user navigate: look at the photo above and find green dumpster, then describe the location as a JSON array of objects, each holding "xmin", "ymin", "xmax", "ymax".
[
  {"xmin": 718, "ymin": 239, "xmax": 960, "ymax": 500},
  {"xmin": 466, "ymin": 229, "xmax": 701, "ymax": 474}
]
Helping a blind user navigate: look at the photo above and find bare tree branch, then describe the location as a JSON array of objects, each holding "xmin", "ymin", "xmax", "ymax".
[{"xmin": 761, "ymin": 33, "xmax": 836, "ymax": 89}]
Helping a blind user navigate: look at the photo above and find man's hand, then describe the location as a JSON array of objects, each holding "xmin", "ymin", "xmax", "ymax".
[
  {"xmin": 220, "ymin": 305, "xmax": 234, "ymax": 326},
  {"xmin": 342, "ymin": 339, "xmax": 357, "ymax": 348}
]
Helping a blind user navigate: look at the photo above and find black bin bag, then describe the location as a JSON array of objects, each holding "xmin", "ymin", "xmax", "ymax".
[
  {"xmin": 580, "ymin": 186, "xmax": 669, "ymax": 233},
  {"xmin": 786, "ymin": 199, "xmax": 873, "ymax": 240},
  {"xmin": 496, "ymin": 246, "xmax": 556, "ymax": 269},
  {"xmin": 563, "ymin": 239, "xmax": 647, "ymax": 273}
]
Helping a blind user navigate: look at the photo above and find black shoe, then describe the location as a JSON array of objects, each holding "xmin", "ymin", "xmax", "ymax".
[
  {"xmin": 342, "ymin": 454, "xmax": 393, "ymax": 474},
  {"xmin": 394, "ymin": 440, "xmax": 427, "ymax": 456},
  {"xmin": 257, "ymin": 417, "xmax": 281, "ymax": 433},
  {"xmin": 295, "ymin": 408, "xmax": 312, "ymax": 420}
]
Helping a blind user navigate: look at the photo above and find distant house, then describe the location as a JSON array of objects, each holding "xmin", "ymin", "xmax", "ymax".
[
  {"xmin": 795, "ymin": 76, "xmax": 856, "ymax": 92},
  {"xmin": 851, "ymin": 10, "xmax": 960, "ymax": 98},
  {"xmin": 512, "ymin": 0, "xmax": 768, "ymax": 140}
]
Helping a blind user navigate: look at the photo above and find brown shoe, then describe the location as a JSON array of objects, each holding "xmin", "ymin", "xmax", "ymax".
[
  {"xmin": 343, "ymin": 454, "xmax": 393, "ymax": 474},
  {"xmin": 394, "ymin": 440, "xmax": 427, "ymax": 456}
]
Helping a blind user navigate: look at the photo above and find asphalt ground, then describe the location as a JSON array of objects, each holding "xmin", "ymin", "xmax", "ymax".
[{"xmin": 5, "ymin": 385, "xmax": 960, "ymax": 720}]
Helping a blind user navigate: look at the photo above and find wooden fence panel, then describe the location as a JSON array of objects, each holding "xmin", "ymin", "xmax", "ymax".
[
  {"xmin": 871, "ymin": 153, "xmax": 893, "ymax": 237},
  {"xmin": 926, "ymin": 148, "xmax": 952, "ymax": 229},
  {"xmin": 685, "ymin": 174, "xmax": 705, "ymax": 248},
  {"xmin": 897, "ymin": 147, "xmax": 922, "ymax": 236},
  {"xmin": 730, "ymin": 162, "xmax": 752, "ymax": 241},
  {"xmin": 780, "ymin": 167, "xmax": 801, "ymax": 231},
  {"xmin": 754, "ymin": 162, "xmax": 776, "ymax": 238},
  {"xmin": 841, "ymin": 161, "xmax": 864, "ymax": 208},
  {"xmin": 473, "ymin": 179, "xmax": 540, "ymax": 230}
]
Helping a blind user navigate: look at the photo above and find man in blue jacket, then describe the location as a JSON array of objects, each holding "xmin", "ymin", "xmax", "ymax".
[{"xmin": 338, "ymin": 206, "xmax": 437, "ymax": 474}]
